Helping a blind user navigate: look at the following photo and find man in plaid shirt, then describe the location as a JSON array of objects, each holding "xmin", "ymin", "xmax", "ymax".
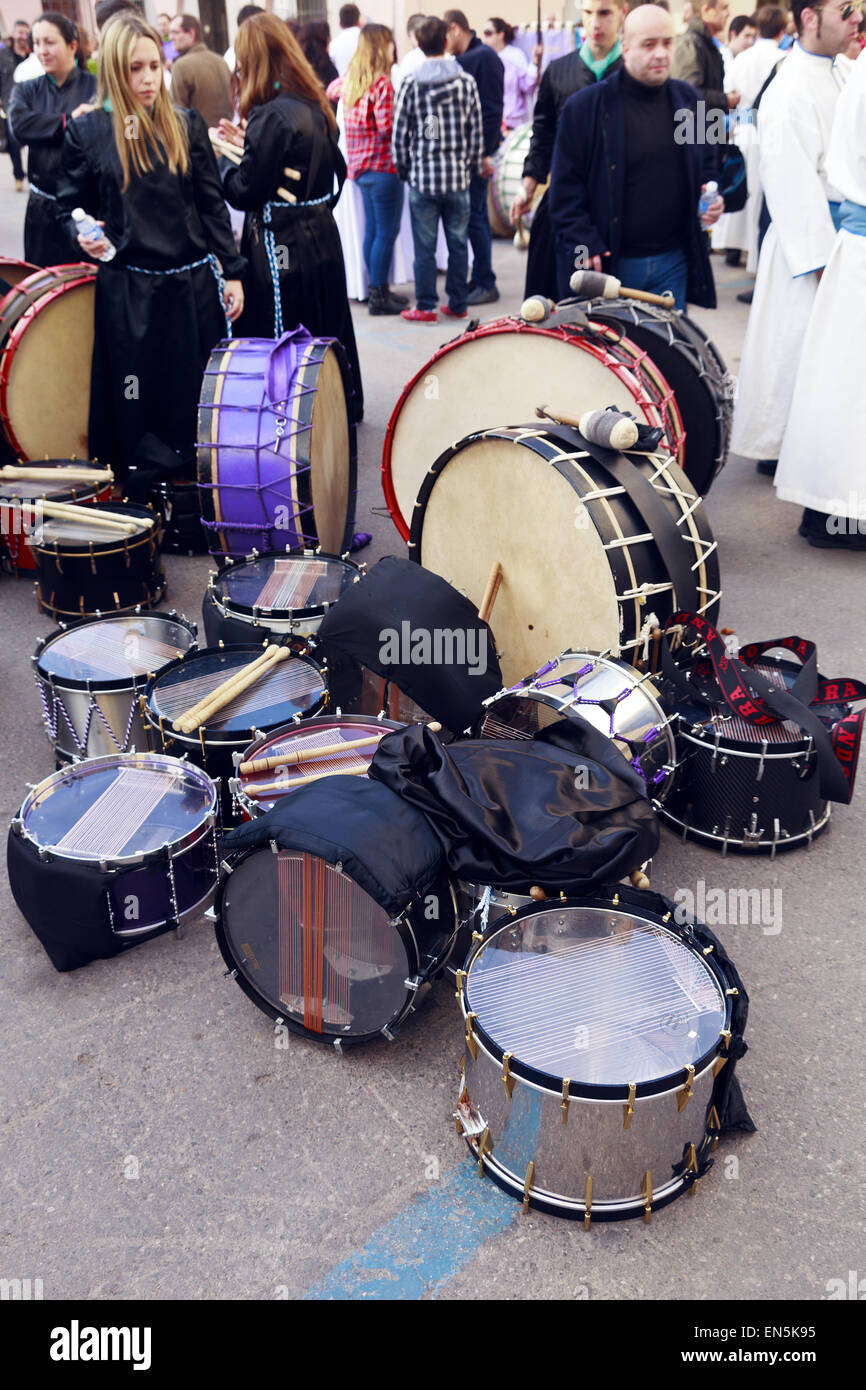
[{"xmin": 392, "ymin": 16, "xmax": 483, "ymax": 321}]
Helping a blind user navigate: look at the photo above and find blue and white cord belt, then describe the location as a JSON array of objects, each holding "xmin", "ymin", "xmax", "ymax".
[
  {"xmin": 262, "ymin": 193, "xmax": 332, "ymax": 337},
  {"xmin": 125, "ymin": 252, "xmax": 233, "ymax": 336}
]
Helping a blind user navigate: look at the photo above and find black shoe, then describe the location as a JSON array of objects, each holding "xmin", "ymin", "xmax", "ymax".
[
  {"xmin": 465, "ymin": 285, "xmax": 500, "ymax": 305},
  {"xmin": 725, "ymin": 249, "xmax": 742, "ymax": 267},
  {"xmin": 798, "ymin": 508, "xmax": 866, "ymax": 549},
  {"xmin": 756, "ymin": 459, "xmax": 777, "ymax": 476},
  {"xmin": 368, "ymin": 285, "xmax": 401, "ymax": 316},
  {"xmin": 737, "ymin": 289, "xmax": 753, "ymax": 304},
  {"xmin": 386, "ymin": 286, "xmax": 410, "ymax": 307}
]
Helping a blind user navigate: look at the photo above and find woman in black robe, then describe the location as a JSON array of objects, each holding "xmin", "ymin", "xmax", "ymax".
[
  {"xmin": 7, "ymin": 13, "xmax": 96, "ymax": 267},
  {"xmin": 56, "ymin": 13, "xmax": 245, "ymax": 487},
  {"xmin": 218, "ymin": 12, "xmax": 363, "ymax": 422}
]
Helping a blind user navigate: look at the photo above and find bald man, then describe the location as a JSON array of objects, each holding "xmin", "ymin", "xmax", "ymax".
[{"xmin": 549, "ymin": 5, "xmax": 724, "ymax": 308}]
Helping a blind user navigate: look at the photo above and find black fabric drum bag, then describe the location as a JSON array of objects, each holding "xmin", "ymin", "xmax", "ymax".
[
  {"xmin": 222, "ymin": 774, "xmax": 445, "ymax": 917},
  {"xmin": 369, "ymin": 720, "xmax": 659, "ymax": 892},
  {"xmin": 316, "ymin": 556, "xmax": 502, "ymax": 733},
  {"xmin": 6, "ymin": 829, "xmax": 170, "ymax": 972}
]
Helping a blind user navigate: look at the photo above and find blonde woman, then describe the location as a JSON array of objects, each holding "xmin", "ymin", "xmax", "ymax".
[
  {"xmin": 327, "ymin": 24, "xmax": 406, "ymax": 314},
  {"xmin": 218, "ymin": 13, "xmax": 363, "ymax": 419},
  {"xmin": 56, "ymin": 12, "xmax": 244, "ymax": 486}
]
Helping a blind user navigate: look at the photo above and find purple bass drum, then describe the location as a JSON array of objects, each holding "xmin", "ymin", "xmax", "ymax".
[{"xmin": 196, "ymin": 328, "xmax": 356, "ymax": 563}]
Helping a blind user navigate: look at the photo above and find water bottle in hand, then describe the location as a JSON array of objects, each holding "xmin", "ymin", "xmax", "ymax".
[
  {"xmin": 698, "ymin": 181, "xmax": 719, "ymax": 221},
  {"xmin": 72, "ymin": 207, "xmax": 116, "ymax": 262}
]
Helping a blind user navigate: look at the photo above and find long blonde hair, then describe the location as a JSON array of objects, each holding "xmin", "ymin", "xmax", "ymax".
[
  {"xmin": 234, "ymin": 13, "xmax": 337, "ymax": 134},
  {"xmin": 98, "ymin": 14, "xmax": 189, "ymax": 189},
  {"xmin": 342, "ymin": 24, "xmax": 394, "ymax": 109}
]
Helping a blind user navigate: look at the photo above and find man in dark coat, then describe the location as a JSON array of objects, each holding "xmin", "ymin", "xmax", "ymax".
[
  {"xmin": 513, "ymin": 0, "xmax": 625, "ymax": 298},
  {"xmin": 549, "ymin": 4, "xmax": 724, "ymax": 310},
  {"xmin": 445, "ymin": 9, "xmax": 503, "ymax": 305},
  {"xmin": 0, "ymin": 20, "xmax": 33, "ymax": 189}
]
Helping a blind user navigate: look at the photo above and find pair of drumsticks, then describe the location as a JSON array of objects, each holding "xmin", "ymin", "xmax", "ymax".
[
  {"xmin": 208, "ymin": 131, "xmax": 302, "ymax": 205},
  {"xmin": 174, "ymin": 644, "xmax": 292, "ymax": 734}
]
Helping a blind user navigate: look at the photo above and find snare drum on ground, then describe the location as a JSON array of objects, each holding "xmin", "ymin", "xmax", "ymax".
[
  {"xmin": 7, "ymin": 753, "xmax": 220, "ymax": 970},
  {"xmin": 202, "ymin": 549, "xmax": 363, "ymax": 645},
  {"xmin": 0, "ymin": 460, "xmax": 112, "ymax": 573},
  {"xmin": 33, "ymin": 611, "xmax": 198, "ymax": 763},
  {"xmin": 455, "ymin": 890, "xmax": 738, "ymax": 1222},
  {"xmin": 33, "ymin": 503, "xmax": 164, "ymax": 622}
]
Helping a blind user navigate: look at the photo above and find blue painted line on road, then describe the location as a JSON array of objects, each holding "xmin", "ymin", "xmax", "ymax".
[{"xmin": 305, "ymin": 1090, "xmax": 543, "ymax": 1300}]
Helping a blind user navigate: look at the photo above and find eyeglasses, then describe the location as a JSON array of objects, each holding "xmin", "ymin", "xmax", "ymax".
[{"xmin": 840, "ymin": 1, "xmax": 864, "ymax": 17}]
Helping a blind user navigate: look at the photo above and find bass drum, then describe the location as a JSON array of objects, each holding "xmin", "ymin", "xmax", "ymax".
[
  {"xmin": 197, "ymin": 333, "xmax": 356, "ymax": 564},
  {"xmin": 0, "ymin": 257, "xmax": 41, "ymax": 297},
  {"xmin": 409, "ymin": 425, "xmax": 721, "ymax": 687},
  {"xmin": 382, "ymin": 316, "xmax": 684, "ymax": 541},
  {"xmin": 574, "ymin": 299, "xmax": 733, "ymax": 494},
  {"xmin": 0, "ymin": 264, "xmax": 97, "ymax": 459},
  {"xmin": 489, "ymin": 123, "xmax": 545, "ymax": 237}
]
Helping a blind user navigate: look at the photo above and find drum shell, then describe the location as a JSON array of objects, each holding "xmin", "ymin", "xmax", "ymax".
[
  {"xmin": 33, "ymin": 504, "xmax": 165, "ymax": 622},
  {"xmin": 460, "ymin": 1032, "xmax": 716, "ymax": 1219},
  {"xmin": 214, "ymin": 845, "xmax": 459, "ymax": 1044},
  {"xmin": 661, "ymin": 721, "xmax": 831, "ymax": 853},
  {"xmin": 33, "ymin": 613, "xmax": 198, "ymax": 762},
  {"xmin": 148, "ymin": 479, "xmax": 208, "ymax": 555}
]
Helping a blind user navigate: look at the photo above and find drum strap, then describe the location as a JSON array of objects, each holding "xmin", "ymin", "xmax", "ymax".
[
  {"xmin": 531, "ymin": 301, "xmax": 624, "ymax": 345},
  {"xmin": 540, "ymin": 425, "xmax": 700, "ymax": 614},
  {"xmin": 662, "ymin": 611, "xmax": 866, "ymax": 804}
]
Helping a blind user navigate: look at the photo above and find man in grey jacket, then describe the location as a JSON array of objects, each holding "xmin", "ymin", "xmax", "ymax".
[{"xmin": 392, "ymin": 15, "xmax": 483, "ymax": 322}]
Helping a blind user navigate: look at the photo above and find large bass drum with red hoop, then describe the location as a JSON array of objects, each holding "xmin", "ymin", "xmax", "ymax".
[
  {"xmin": 382, "ymin": 316, "xmax": 685, "ymax": 541},
  {"xmin": 409, "ymin": 426, "xmax": 721, "ymax": 686},
  {"xmin": 0, "ymin": 264, "xmax": 96, "ymax": 459}
]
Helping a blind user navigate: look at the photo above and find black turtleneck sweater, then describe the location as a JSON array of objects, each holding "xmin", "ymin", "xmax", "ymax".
[{"xmin": 619, "ymin": 69, "xmax": 690, "ymax": 258}]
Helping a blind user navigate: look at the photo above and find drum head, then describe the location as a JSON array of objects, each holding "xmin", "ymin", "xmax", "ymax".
[
  {"xmin": 18, "ymin": 754, "xmax": 216, "ymax": 862},
  {"xmin": 147, "ymin": 646, "xmax": 325, "ymax": 738},
  {"xmin": 37, "ymin": 614, "xmax": 196, "ymax": 687},
  {"xmin": 238, "ymin": 714, "xmax": 400, "ymax": 812},
  {"xmin": 211, "ymin": 551, "xmax": 358, "ymax": 622},
  {"xmin": 1, "ymin": 277, "xmax": 94, "ymax": 458},
  {"xmin": 36, "ymin": 511, "xmax": 153, "ymax": 548},
  {"xmin": 415, "ymin": 435, "xmax": 619, "ymax": 684},
  {"xmin": 466, "ymin": 905, "xmax": 726, "ymax": 1087},
  {"xmin": 383, "ymin": 323, "xmax": 676, "ymax": 539},
  {"xmin": 218, "ymin": 845, "xmax": 415, "ymax": 1038},
  {"xmin": 309, "ymin": 345, "xmax": 352, "ymax": 555}
]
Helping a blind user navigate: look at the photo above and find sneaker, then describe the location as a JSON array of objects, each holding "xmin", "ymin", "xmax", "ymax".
[
  {"xmin": 368, "ymin": 285, "xmax": 401, "ymax": 316},
  {"xmin": 756, "ymin": 459, "xmax": 777, "ymax": 476},
  {"xmin": 401, "ymin": 307, "xmax": 438, "ymax": 322},
  {"xmin": 441, "ymin": 304, "xmax": 467, "ymax": 319},
  {"xmin": 465, "ymin": 285, "xmax": 500, "ymax": 305},
  {"xmin": 737, "ymin": 289, "xmax": 754, "ymax": 304}
]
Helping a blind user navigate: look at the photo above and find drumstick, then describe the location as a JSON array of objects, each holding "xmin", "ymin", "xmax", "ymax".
[
  {"xmin": 173, "ymin": 646, "xmax": 280, "ymax": 730},
  {"xmin": 535, "ymin": 402, "xmax": 583, "ymax": 430},
  {"xmin": 238, "ymin": 732, "xmax": 385, "ymax": 776},
  {"xmin": 478, "ymin": 562, "xmax": 503, "ymax": 624},
  {"xmin": 18, "ymin": 500, "xmax": 144, "ymax": 534},
  {"xmin": 0, "ymin": 465, "xmax": 114, "ymax": 485},
  {"xmin": 209, "ymin": 133, "xmax": 298, "ymax": 203},
  {"xmin": 246, "ymin": 762, "xmax": 369, "ymax": 796},
  {"xmin": 177, "ymin": 646, "xmax": 290, "ymax": 733}
]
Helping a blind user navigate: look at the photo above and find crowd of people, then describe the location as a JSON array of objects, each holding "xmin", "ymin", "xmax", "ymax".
[{"xmin": 0, "ymin": 2, "xmax": 863, "ymax": 550}]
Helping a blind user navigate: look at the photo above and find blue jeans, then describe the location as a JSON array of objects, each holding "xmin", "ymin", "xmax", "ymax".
[
  {"xmin": 408, "ymin": 186, "xmax": 471, "ymax": 312},
  {"xmin": 356, "ymin": 169, "xmax": 404, "ymax": 287},
  {"xmin": 466, "ymin": 171, "xmax": 496, "ymax": 291},
  {"xmin": 615, "ymin": 248, "xmax": 688, "ymax": 311}
]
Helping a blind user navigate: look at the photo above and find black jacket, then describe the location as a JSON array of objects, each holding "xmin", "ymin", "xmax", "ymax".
[
  {"xmin": 523, "ymin": 47, "xmax": 623, "ymax": 184},
  {"xmin": 549, "ymin": 70, "xmax": 721, "ymax": 308},
  {"xmin": 455, "ymin": 33, "xmax": 503, "ymax": 158},
  {"xmin": 8, "ymin": 68, "xmax": 96, "ymax": 194},
  {"xmin": 671, "ymin": 18, "xmax": 729, "ymax": 115},
  {"xmin": 0, "ymin": 45, "xmax": 27, "ymax": 107}
]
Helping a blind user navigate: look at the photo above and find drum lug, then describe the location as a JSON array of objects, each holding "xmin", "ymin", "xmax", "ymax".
[
  {"xmin": 522, "ymin": 1160, "xmax": 535, "ymax": 1215},
  {"xmin": 676, "ymin": 1064, "xmax": 695, "ymax": 1112},
  {"xmin": 641, "ymin": 1169, "xmax": 653, "ymax": 1224},
  {"xmin": 561, "ymin": 1077, "xmax": 571, "ymax": 1125},
  {"xmin": 403, "ymin": 975, "xmax": 421, "ymax": 991},
  {"xmin": 755, "ymin": 739, "xmax": 768, "ymax": 782},
  {"xmin": 476, "ymin": 1125, "xmax": 492, "ymax": 1176},
  {"xmin": 332, "ymin": 1037, "xmax": 344, "ymax": 1054},
  {"xmin": 380, "ymin": 1025, "xmax": 396, "ymax": 1042},
  {"xmin": 10, "ymin": 816, "xmax": 24, "ymax": 836},
  {"xmin": 622, "ymin": 1080, "xmax": 636, "ymax": 1130},
  {"xmin": 203, "ymin": 906, "xmax": 217, "ymax": 922},
  {"xmin": 501, "ymin": 1052, "xmax": 515, "ymax": 1100},
  {"xmin": 220, "ymin": 859, "xmax": 234, "ymax": 874},
  {"xmin": 742, "ymin": 813, "xmax": 764, "ymax": 851},
  {"xmin": 584, "ymin": 1175, "xmax": 593, "ymax": 1230},
  {"xmin": 223, "ymin": 967, "xmax": 238, "ymax": 980},
  {"xmin": 465, "ymin": 1011, "xmax": 479, "ymax": 1061}
]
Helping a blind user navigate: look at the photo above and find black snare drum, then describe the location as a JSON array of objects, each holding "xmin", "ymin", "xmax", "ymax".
[{"xmin": 33, "ymin": 503, "xmax": 164, "ymax": 622}]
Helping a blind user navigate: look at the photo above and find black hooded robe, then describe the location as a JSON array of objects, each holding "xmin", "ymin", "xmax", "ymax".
[
  {"xmin": 56, "ymin": 105, "xmax": 246, "ymax": 484},
  {"xmin": 219, "ymin": 93, "xmax": 363, "ymax": 422},
  {"xmin": 7, "ymin": 68, "xmax": 97, "ymax": 267}
]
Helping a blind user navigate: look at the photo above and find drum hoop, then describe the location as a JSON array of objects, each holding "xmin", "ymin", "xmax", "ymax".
[
  {"xmin": 460, "ymin": 894, "xmax": 733, "ymax": 1101},
  {"xmin": 15, "ymin": 752, "xmax": 218, "ymax": 868},
  {"xmin": 34, "ymin": 612, "xmax": 198, "ymax": 693},
  {"xmin": 234, "ymin": 713, "xmax": 405, "ymax": 812},
  {"xmin": 208, "ymin": 550, "xmax": 359, "ymax": 623},
  {"xmin": 382, "ymin": 318, "xmax": 681, "ymax": 541},
  {"xmin": 485, "ymin": 667, "xmax": 675, "ymax": 757},
  {"xmin": 144, "ymin": 640, "xmax": 326, "ymax": 745},
  {"xmin": 213, "ymin": 843, "xmax": 455, "ymax": 1043},
  {"xmin": 33, "ymin": 527, "xmax": 156, "ymax": 559}
]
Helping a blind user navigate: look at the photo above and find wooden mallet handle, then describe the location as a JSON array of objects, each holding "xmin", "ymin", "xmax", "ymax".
[
  {"xmin": 239, "ymin": 732, "xmax": 384, "ymax": 776},
  {"xmin": 478, "ymin": 562, "xmax": 503, "ymax": 625}
]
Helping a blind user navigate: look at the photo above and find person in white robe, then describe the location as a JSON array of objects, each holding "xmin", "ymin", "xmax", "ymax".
[
  {"xmin": 728, "ymin": 1, "xmax": 858, "ymax": 475},
  {"xmin": 711, "ymin": 9, "xmax": 786, "ymax": 271},
  {"xmin": 776, "ymin": 44, "xmax": 866, "ymax": 548}
]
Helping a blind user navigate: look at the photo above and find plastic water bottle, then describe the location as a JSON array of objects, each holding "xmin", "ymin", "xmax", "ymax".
[
  {"xmin": 71, "ymin": 207, "xmax": 116, "ymax": 262},
  {"xmin": 698, "ymin": 181, "xmax": 719, "ymax": 220}
]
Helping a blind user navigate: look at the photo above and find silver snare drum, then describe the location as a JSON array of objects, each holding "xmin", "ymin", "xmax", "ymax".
[
  {"xmin": 455, "ymin": 893, "xmax": 735, "ymax": 1223},
  {"xmin": 33, "ymin": 612, "xmax": 197, "ymax": 763},
  {"xmin": 476, "ymin": 651, "xmax": 677, "ymax": 803}
]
